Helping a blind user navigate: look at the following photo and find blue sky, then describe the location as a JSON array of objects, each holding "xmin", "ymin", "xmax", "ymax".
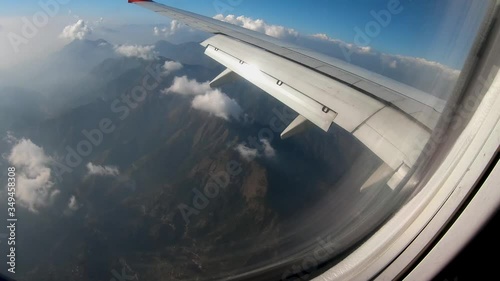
[{"xmin": 0, "ymin": 0, "xmax": 491, "ymax": 68}]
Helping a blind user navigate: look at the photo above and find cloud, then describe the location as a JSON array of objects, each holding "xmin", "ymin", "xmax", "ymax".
[
  {"xmin": 163, "ymin": 61, "xmax": 183, "ymax": 75},
  {"xmin": 63, "ymin": 195, "xmax": 80, "ymax": 216},
  {"xmin": 301, "ymin": 33, "xmax": 460, "ymax": 98},
  {"xmin": 60, "ymin": 20, "xmax": 92, "ymax": 41},
  {"xmin": 163, "ymin": 76, "xmax": 211, "ymax": 96},
  {"xmin": 153, "ymin": 26, "xmax": 163, "ymax": 36},
  {"xmin": 68, "ymin": 195, "xmax": 79, "ymax": 211},
  {"xmin": 235, "ymin": 144, "xmax": 258, "ymax": 161},
  {"xmin": 3, "ymin": 131, "xmax": 17, "ymax": 144},
  {"xmin": 192, "ymin": 90, "xmax": 243, "ymax": 120},
  {"xmin": 98, "ymin": 41, "xmax": 110, "ymax": 47},
  {"xmin": 153, "ymin": 20, "xmax": 185, "ymax": 37},
  {"xmin": 114, "ymin": 44, "xmax": 158, "ymax": 60},
  {"xmin": 312, "ymin": 33, "xmax": 329, "ymax": 41},
  {"xmin": 214, "ymin": 14, "xmax": 298, "ymax": 39},
  {"xmin": 6, "ymin": 139, "xmax": 59, "ymax": 213},
  {"xmin": 378, "ymin": 53, "xmax": 461, "ymax": 98},
  {"xmin": 86, "ymin": 162, "xmax": 120, "ymax": 177},
  {"xmin": 235, "ymin": 139, "xmax": 276, "ymax": 161},
  {"xmin": 164, "ymin": 76, "xmax": 242, "ymax": 120},
  {"xmin": 260, "ymin": 139, "xmax": 276, "ymax": 158}
]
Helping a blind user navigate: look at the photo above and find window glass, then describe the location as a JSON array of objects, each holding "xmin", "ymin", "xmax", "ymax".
[{"xmin": 0, "ymin": 1, "xmax": 492, "ymax": 280}]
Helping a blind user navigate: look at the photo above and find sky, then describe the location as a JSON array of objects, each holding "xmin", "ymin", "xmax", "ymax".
[{"xmin": 0, "ymin": 0, "xmax": 492, "ymax": 69}]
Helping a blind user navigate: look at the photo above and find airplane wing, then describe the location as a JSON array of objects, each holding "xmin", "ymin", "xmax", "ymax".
[{"xmin": 129, "ymin": 0, "xmax": 445, "ymax": 189}]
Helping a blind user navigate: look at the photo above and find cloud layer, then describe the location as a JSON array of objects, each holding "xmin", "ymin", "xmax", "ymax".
[
  {"xmin": 114, "ymin": 44, "xmax": 158, "ymax": 61},
  {"xmin": 165, "ymin": 76, "xmax": 242, "ymax": 120},
  {"xmin": 7, "ymin": 139, "xmax": 59, "ymax": 212},
  {"xmin": 86, "ymin": 162, "xmax": 120, "ymax": 177},
  {"xmin": 60, "ymin": 20, "xmax": 92, "ymax": 41},
  {"xmin": 214, "ymin": 14, "xmax": 298, "ymax": 40}
]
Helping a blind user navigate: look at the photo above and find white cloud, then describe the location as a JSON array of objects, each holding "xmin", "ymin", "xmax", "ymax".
[
  {"xmin": 68, "ymin": 195, "xmax": 79, "ymax": 211},
  {"xmin": 63, "ymin": 195, "xmax": 80, "ymax": 216},
  {"xmin": 391, "ymin": 54, "xmax": 461, "ymax": 77},
  {"xmin": 306, "ymin": 33, "xmax": 460, "ymax": 97},
  {"xmin": 59, "ymin": 20, "xmax": 92, "ymax": 41},
  {"xmin": 153, "ymin": 26, "xmax": 162, "ymax": 36},
  {"xmin": 192, "ymin": 90, "xmax": 242, "ymax": 120},
  {"xmin": 86, "ymin": 162, "xmax": 120, "ymax": 177},
  {"xmin": 235, "ymin": 139, "xmax": 276, "ymax": 161},
  {"xmin": 3, "ymin": 131, "xmax": 17, "ymax": 144},
  {"xmin": 312, "ymin": 33, "xmax": 329, "ymax": 40},
  {"xmin": 170, "ymin": 20, "xmax": 183, "ymax": 34},
  {"xmin": 163, "ymin": 76, "xmax": 211, "ymax": 96},
  {"xmin": 165, "ymin": 76, "xmax": 242, "ymax": 120},
  {"xmin": 308, "ymin": 32, "xmax": 377, "ymax": 57},
  {"xmin": 260, "ymin": 139, "xmax": 276, "ymax": 158},
  {"xmin": 235, "ymin": 144, "xmax": 258, "ymax": 161},
  {"xmin": 163, "ymin": 61, "xmax": 183, "ymax": 75},
  {"xmin": 153, "ymin": 20, "xmax": 185, "ymax": 37},
  {"xmin": 358, "ymin": 46, "xmax": 372, "ymax": 54},
  {"xmin": 7, "ymin": 139, "xmax": 59, "ymax": 213},
  {"xmin": 98, "ymin": 41, "xmax": 110, "ymax": 47},
  {"xmin": 214, "ymin": 14, "xmax": 298, "ymax": 39},
  {"xmin": 114, "ymin": 44, "xmax": 158, "ymax": 61}
]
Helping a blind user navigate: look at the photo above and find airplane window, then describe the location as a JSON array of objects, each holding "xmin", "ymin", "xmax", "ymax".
[{"xmin": 0, "ymin": 0, "xmax": 494, "ymax": 280}]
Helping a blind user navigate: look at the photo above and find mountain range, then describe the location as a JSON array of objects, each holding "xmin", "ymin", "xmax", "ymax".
[{"xmin": 0, "ymin": 38, "xmax": 395, "ymax": 281}]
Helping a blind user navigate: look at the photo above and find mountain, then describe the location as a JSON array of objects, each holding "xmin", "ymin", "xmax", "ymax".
[
  {"xmin": 49, "ymin": 39, "xmax": 117, "ymax": 73},
  {"xmin": 0, "ymin": 87, "xmax": 48, "ymax": 156}
]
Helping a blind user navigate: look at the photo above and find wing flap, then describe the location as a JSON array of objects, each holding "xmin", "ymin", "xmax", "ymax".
[
  {"xmin": 204, "ymin": 44, "xmax": 337, "ymax": 131},
  {"xmin": 202, "ymin": 35, "xmax": 385, "ymax": 133},
  {"xmin": 353, "ymin": 107, "xmax": 430, "ymax": 170}
]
